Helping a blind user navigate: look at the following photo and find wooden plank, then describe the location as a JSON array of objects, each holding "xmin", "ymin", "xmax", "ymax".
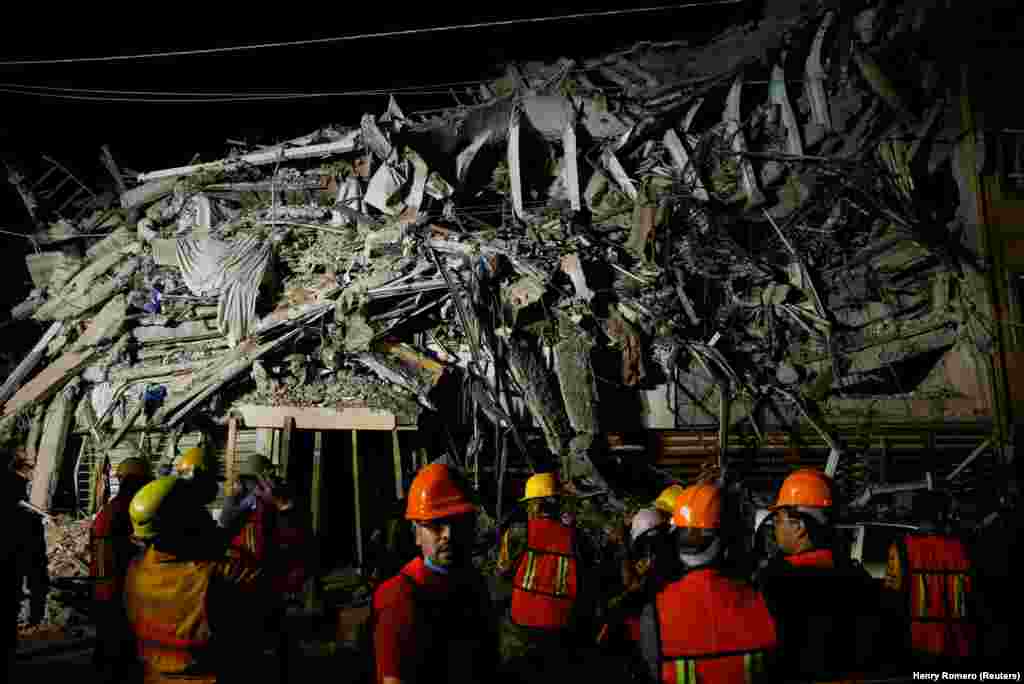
[
  {"xmin": 234, "ymin": 404, "xmax": 396, "ymax": 431},
  {"xmin": 280, "ymin": 416, "xmax": 295, "ymax": 480},
  {"xmin": 225, "ymin": 416, "xmax": 239, "ymax": 497},
  {"xmin": 307, "ymin": 429, "xmax": 324, "ymax": 613},
  {"xmin": 2, "ymin": 347, "xmax": 95, "ymax": 417},
  {"xmin": 392, "ymin": 429, "xmax": 404, "ymax": 500},
  {"xmin": 352, "ymin": 430, "xmax": 363, "ymax": 569},
  {"xmin": 0, "ymin": 321, "xmax": 64, "ymax": 406},
  {"xmin": 120, "ymin": 177, "xmax": 177, "ymax": 210},
  {"xmin": 311, "ymin": 432, "xmax": 323, "ymax": 534}
]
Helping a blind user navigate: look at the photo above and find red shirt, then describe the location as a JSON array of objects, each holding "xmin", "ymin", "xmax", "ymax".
[{"xmin": 372, "ymin": 557, "xmax": 493, "ymax": 683}]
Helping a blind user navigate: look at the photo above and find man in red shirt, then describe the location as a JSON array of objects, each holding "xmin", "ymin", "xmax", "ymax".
[{"xmin": 371, "ymin": 463, "xmax": 497, "ymax": 684}]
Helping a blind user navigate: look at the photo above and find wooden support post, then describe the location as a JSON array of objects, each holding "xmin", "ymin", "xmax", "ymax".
[
  {"xmin": 280, "ymin": 416, "xmax": 295, "ymax": 481},
  {"xmin": 392, "ymin": 429, "xmax": 404, "ymax": 500},
  {"xmin": 879, "ymin": 436, "xmax": 888, "ymax": 484},
  {"xmin": 225, "ymin": 416, "xmax": 239, "ymax": 497},
  {"xmin": 352, "ymin": 430, "xmax": 363, "ymax": 570},
  {"xmin": 308, "ymin": 431, "xmax": 324, "ymax": 614}
]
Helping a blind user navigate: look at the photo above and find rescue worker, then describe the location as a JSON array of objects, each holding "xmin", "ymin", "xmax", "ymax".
[
  {"xmin": 652, "ymin": 484, "xmax": 685, "ymax": 517},
  {"xmin": 174, "ymin": 446, "xmax": 223, "ymax": 508},
  {"xmin": 219, "ymin": 454, "xmax": 315, "ymax": 682},
  {"xmin": 124, "ymin": 476, "xmax": 269, "ymax": 684},
  {"xmin": 596, "ymin": 507, "xmax": 677, "ymax": 681},
  {"xmin": 370, "ymin": 463, "xmax": 498, "ymax": 684},
  {"xmin": 171, "ymin": 446, "xmax": 227, "ymax": 555},
  {"xmin": 90, "ymin": 456, "xmax": 152, "ymax": 683},
  {"xmin": 884, "ymin": 490, "xmax": 977, "ymax": 667},
  {"xmin": 638, "ymin": 483, "xmax": 778, "ymax": 683},
  {"xmin": 756, "ymin": 468, "xmax": 884, "ymax": 680},
  {"xmin": 496, "ymin": 471, "xmax": 597, "ymax": 683},
  {"xmin": 9, "ymin": 455, "xmax": 48, "ymax": 628}
]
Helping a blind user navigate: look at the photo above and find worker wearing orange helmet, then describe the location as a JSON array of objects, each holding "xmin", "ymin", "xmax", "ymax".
[
  {"xmin": 637, "ymin": 483, "xmax": 779, "ymax": 683},
  {"xmin": 756, "ymin": 468, "xmax": 883, "ymax": 680},
  {"xmin": 90, "ymin": 457, "xmax": 153, "ymax": 683},
  {"xmin": 370, "ymin": 463, "xmax": 497, "ymax": 684}
]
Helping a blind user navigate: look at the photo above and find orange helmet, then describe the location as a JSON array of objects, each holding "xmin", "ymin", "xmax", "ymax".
[
  {"xmin": 672, "ymin": 483, "xmax": 722, "ymax": 529},
  {"xmin": 770, "ymin": 468, "xmax": 833, "ymax": 510},
  {"xmin": 405, "ymin": 463, "xmax": 476, "ymax": 521}
]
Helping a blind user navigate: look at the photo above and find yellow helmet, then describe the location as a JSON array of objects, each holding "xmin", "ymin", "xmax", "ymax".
[
  {"xmin": 520, "ymin": 472, "xmax": 559, "ymax": 502},
  {"xmin": 115, "ymin": 457, "xmax": 152, "ymax": 481},
  {"xmin": 129, "ymin": 477, "xmax": 178, "ymax": 540},
  {"xmin": 174, "ymin": 446, "xmax": 223, "ymax": 481},
  {"xmin": 654, "ymin": 484, "xmax": 685, "ymax": 515}
]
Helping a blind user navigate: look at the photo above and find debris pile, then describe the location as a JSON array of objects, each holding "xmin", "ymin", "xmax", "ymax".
[
  {"xmin": 0, "ymin": 0, "xmax": 991, "ymax": 514},
  {"xmin": 44, "ymin": 514, "xmax": 92, "ymax": 578}
]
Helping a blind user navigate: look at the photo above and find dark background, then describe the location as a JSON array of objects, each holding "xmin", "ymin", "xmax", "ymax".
[{"xmin": 0, "ymin": 1, "xmax": 1018, "ymax": 356}]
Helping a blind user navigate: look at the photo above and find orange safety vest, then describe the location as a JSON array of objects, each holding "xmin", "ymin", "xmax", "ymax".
[
  {"xmin": 90, "ymin": 493, "xmax": 135, "ymax": 603},
  {"xmin": 511, "ymin": 518, "xmax": 579, "ymax": 630},
  {"xmin": 899, "ymin": 534, "xmax": 975, "ymax": 657},
  {"xmin": 655, "ymin": 568, "xmax": 778, "ymax": 684},
  {"xmin": 124, "ymin": 547, "xmax": 217, "ymax": 684}
]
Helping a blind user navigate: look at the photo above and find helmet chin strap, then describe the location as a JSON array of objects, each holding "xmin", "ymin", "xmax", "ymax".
[{"xmin": 679, "ymin": 536, "xmax": 721, "ymax": 569}]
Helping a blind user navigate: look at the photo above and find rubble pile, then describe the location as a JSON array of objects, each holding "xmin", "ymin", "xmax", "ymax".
[
  {"xmin": 44, "ymin": 514, "xmax": 92, "ymax": 577},
  {"xmin": 0, "ymin": 0, "xmax": 988, "ymax": 511}
]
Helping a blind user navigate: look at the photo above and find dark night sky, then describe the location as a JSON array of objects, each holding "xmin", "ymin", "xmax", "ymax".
[{"xmin": 0, "ymin": 1, "xmax": 1018, "ymax": 349}]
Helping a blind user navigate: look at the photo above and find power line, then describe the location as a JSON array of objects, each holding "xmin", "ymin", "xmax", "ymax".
[
  {"xmin": 0, "ymin": 87, "xmax": 461, "ymax": 104},
  {"xmin": 0, "ymin": 2, "xmax": 746, "ymax": 67},
  {"xmin": 0, "ymin": 78, "xmax": 489, "ymax": 98}
]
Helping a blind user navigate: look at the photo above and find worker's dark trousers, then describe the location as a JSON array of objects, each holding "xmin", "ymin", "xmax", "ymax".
[{"xmin": 92, "ymin": 601, "xmax": 139, "ymax": 683}]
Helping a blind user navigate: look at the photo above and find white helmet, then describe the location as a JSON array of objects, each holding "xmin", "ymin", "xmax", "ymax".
[{"xmin": 631, "ymin": 507, "xmax": 668, "ymax": 544}]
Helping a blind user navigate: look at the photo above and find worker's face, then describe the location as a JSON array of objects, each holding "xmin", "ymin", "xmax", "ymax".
[
  {"xmin": 773, "ymin": 509, "xmax": 807, "ymax": 555},
  {"xmin": 416, "ymin": 514, "xmax": 476, "ymax": 568}
]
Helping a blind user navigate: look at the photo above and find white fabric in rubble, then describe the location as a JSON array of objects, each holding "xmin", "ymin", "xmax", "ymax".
[{"xmin": 176, "ymin": 235, "xmax": 272, "ymax": 346}]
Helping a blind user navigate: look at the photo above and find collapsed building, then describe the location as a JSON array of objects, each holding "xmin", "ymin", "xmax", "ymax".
[{"xmin": 1, "ymin": 0, "xmax": 1017, "ymax": 620}]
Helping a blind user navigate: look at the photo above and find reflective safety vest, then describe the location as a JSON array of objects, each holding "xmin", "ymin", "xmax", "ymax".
[
  {"xmin": 895, "ymin": 534, "xmax": 975, "ymax": 657},
  {"xmin": 124, "ymin": 547, "xmax": 217, "ymax": 683},
  {"xmin": 511, "ymin": 518, "xmax": 579, "ymax": 630},
  {"xmin": 654, "ymin": 568, "xmax": 778, "ymax": 684},
  {"xmin": 90, "ymin": 494, "xmax": 136, "ymax": 603}
]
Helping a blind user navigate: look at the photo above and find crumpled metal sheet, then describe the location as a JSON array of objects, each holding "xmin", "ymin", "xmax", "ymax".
[{"xmin": 176, "ymin": 235, "xmax": 272, "ymax": 346}]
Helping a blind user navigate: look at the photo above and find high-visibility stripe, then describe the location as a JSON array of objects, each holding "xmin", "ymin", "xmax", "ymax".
[
  {"xmin": 744, "ymin": 651, "xmax": 764, "ymax": 683},
  {"xmin": 916, "ymin": 576, "xmax": 928, "ymax": 618},
  {"xmin": 555, "ymin": 557, "xmax": 569, "ymax": 596},
  {"xmin": 521, "ymin": 551, "xmax": 537, "ymax": 591}
]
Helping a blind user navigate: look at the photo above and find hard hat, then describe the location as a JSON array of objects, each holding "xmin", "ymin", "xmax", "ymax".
[
  {"xmin": 654, "ymin": 484, "xmax": 685, "ymax": 515},
  {"xmin": 174, "ymin": 446, "xmax": 224, "ymax": 481},
  {"xmin": 520, "ymin": 472, "xmax": 559, "ymax": 502},
  {"xmin": 238, "ymin": 454, "xmax": 274, "ymax": 479},
  {"xmin": 405, "ymin": 463, "xmax": 477, "ymax": 521},
  {"xmin": 672, "ymin": 483, "xmax": 722, "ymax": 530},
  {"xmin": 769, "ymin": 468, "xmax": 833, "ymax": 510},
  {"xmin": 129, "ymin": 477, "xmax": 178, "ymax": 540},
  {"xmin": 115, "ymin": 457, "xmax": 152, "ymax": 481},
  {"xmin": 630, "ymin": 507, "xmax": 668, "ymax": 544}
]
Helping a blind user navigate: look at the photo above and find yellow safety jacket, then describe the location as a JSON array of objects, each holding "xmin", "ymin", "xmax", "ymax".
[{"xmin": 124, "ymin": 547, "xmax": 263, "ymax": 684}]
